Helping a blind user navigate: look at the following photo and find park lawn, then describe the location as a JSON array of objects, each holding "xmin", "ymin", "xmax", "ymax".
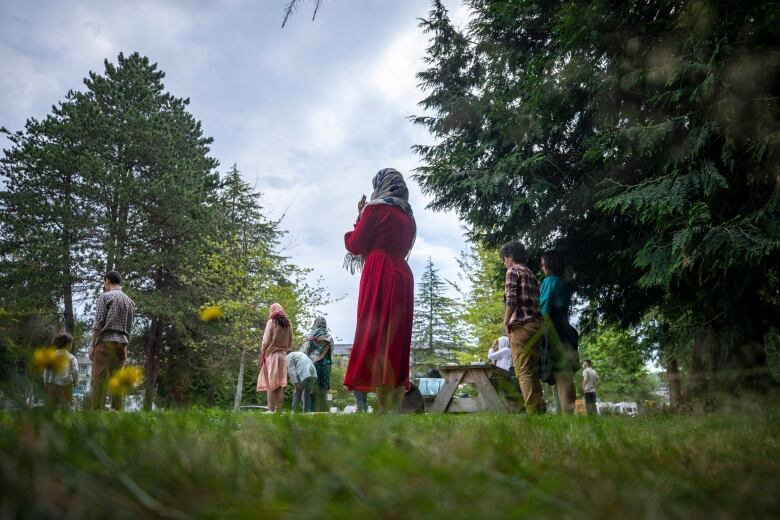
[{"xmin": 1, "ymin": 409, "xmax": 778, "ymax": 519}]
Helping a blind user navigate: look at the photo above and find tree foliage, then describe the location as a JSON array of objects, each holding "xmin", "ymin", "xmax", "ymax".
[
  {"xmin": 182, "ymin": 165, "xmax": 331, "ymax": 408},
  {"xmin": 580, "ymin": 324, "xmax": 655, "ymax": 402},
  {"xmin": 1, "ymin": 94, "xmax": 99, "ymax": 333},
  {"xmin": 414, "ymin": 0, "xmax": 780, "ymax": 389},
  {"xmin": 281, "ymin": 0, "xmax": 325, "ymax": 27},
  {"xmin": 412, "ymin": 257, "xmax": 464, "ymax": 373},
  {"xmin": 456, "ymin": 243, "xmax": 505, "ymax": 361},
  {"xmin": 0, "ymin": 54, "xmax": 328, "ymax": 408}
]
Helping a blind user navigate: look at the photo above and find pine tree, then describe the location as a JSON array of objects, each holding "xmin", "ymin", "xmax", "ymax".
[
  {"xmin": 1, "ymin": 105, "xmax": 98, "ymax": 334},
  {"xmin": 60, "ymin": 53, "xmax": 220, "ymax": 408},
  {"xmin": 411, "ymin": 257, "xmax": 463, "ymax": 374}
]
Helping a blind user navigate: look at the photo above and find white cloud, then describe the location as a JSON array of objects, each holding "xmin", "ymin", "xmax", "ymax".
[
  {"xmin": 307, "ymin": 106, "xmax": 349, "ymax": 151},
  {"xmin": 220, "ymin": 7, "xmax": 470, "ymax": 341},
  {"xmin": 370, "ymin": 29, "xmax": 427, "ymax": 111},
  {"xmin": 409, "ymin": 235, "xmax": 463, "ymax": 285},
  {"xmin": 450, "ymin": 3, "xmax": 474, "ymax": 28},
  {"xmin": 0, "ymin": 52, "xmax": 63, "ymax": 120},
  {"xmin": 1, "ymin": 0, "xmax": 471, "ymax": 343}
]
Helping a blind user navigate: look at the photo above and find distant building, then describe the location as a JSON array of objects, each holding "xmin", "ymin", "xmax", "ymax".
[
  {"xmin": 75, "ymin": 357, "xmax": 92, "ymax": 397},
  {"xmin": 333, "ymin": 343, "xmax": 352, "ymax": 356},
  {"xmin": 332, "ymin": 344, "xmax": 352, "ymax": 368}
]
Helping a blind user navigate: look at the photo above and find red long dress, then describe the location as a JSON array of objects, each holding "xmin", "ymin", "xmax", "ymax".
[{"xmin": 343, "ymin": 204, "xmax": 416, "ymax": 392}]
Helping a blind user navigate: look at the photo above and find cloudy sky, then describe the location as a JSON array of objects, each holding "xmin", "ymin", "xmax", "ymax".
[{"xmin": 0, "ymin": 0, "xmax": 473, "ymax": 342}]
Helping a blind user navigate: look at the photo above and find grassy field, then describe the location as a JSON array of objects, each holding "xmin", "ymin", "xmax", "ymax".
[{"xmin": 1, "ymin": 408, "xmax": 779, "ymax": 519}]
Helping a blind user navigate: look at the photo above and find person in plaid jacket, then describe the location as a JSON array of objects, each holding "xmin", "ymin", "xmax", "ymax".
[{"xmin": 501, "ymin": 241, "xmax": 544, "ymax": 413}]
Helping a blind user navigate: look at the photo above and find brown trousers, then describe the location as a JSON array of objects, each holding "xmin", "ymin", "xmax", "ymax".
[
  {"xmin": 509, "ymin": 320, "xmax": 544, "ymax": 414},
  {"xmin": 45, "ymin": 383, "xmax": 73, "ymax": 409},
  {"xmin": 90, "ymin": 341, "xmax": 127, "ymax": 411}
]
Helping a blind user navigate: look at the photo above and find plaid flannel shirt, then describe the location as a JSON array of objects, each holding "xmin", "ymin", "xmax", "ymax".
[
  {"xmin": 505, "ymin": 264, "xmax": 542, "ymax": 326},
  {"xmin": 92, "ymin": 288, "xmax": 135, "ymax": 344}
]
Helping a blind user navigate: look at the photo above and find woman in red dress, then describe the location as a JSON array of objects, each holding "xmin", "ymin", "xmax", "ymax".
[{"xmin": 344, "ymin": 168, "xmax": 416, "ymax": 412}]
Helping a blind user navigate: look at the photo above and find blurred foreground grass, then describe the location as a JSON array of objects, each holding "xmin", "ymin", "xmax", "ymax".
[{"xmin": 1, "ymin": 409, "xmax": 779, "ymax": 519}]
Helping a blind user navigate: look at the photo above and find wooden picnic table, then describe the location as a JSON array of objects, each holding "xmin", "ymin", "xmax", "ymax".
[{"xmin": 429, "ymin": 363, "xmax": 523, "ymax": 413}]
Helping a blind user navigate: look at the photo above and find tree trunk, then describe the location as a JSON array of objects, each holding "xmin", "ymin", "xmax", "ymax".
[
  {"xmin": 728, "ymin": 305, "xmax": 776, "ymax": 393},
  {"xmin": 62, "ymin": 171, "xmax": 75, "ymax": 334},
  {"xmin": 143, "ymin": 315, "xmax": 162, "ymax": 410},
  {"xmin": 689, "ymin": 329, "xmax": 708, "ymax": 398},
  {"xmin": 677, "ymin": 327, "xmax": 719, "ymax": 411},
  {"xmin": 63, "ymin": 281, "xmax": 75, "ymax": 334},
  {"xmin": 167, "ymin": 329, "xmax": 187, "ymax": 407},
  {"xmin": 234, "ymin": 347, "xmax": 246, "ymax": 410},
  {"xmin": 729, "ymin": 337, "xmax": 775, "ymax": 392},
  {"xmin": 666, "ymin": 355, "xmax": 682, "ymax": 410}
]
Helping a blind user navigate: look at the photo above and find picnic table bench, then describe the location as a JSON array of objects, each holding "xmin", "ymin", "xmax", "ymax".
[{"xmin": 429, "ymin": 363, "xmax": 523, "ymax": 413}]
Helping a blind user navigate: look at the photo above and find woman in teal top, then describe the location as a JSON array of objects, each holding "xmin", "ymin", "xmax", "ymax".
[{"xmin": 540, "ymin": 251, "xmax": 579, "ymax": 414}]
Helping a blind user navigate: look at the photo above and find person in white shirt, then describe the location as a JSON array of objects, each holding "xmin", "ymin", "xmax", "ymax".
[
  {"xmin": 488, "ymin": 336, "xmax": 512, "ymax": 372},
  {"xmin": 43, "ymin": 332, "xmax": 79, "ymax": 409},
  {"xmin": 286, "ymin": 351, "xmax": 317, "ymax": 412},
  {"xmin": 581, "ymin": 359, "xmax": 600, "ymax": 415}
]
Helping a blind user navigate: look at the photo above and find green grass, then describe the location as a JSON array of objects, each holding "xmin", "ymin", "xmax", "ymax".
[{"xmin": 1, "ymin": 409, "xmax": 779, "ymax": 519}]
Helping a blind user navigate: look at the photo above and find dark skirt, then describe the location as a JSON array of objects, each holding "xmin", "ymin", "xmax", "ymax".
[
  {"xmin": 540, "ymin": 308, "xmax": 580, "ymax": 385},
  {"xmin": 315, "ymin": 360, "xmax": 332, "ymax": 389}
]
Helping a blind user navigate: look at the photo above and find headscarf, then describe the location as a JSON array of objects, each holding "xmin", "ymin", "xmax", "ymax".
[
  {"xmin": 364, "ymin": 167, "xmax": 414, "ymax": 219},
  {"xmin": 300, "ymin": 316, "xmax": 333, "ymax": 364},
  {"xmin": 268, "ymin": 303, "xmax": 289, "ymax": 327},
  {"xmin": 344, "ymin": 168, "xmax": 416, "ymax": 274},
  {"xmin": 269, "ymin": 303, "xmax": 286, "ymax": 319},
  {"xmin": 498, "ymin": 336, "xmax": 510, "ymax": 350},
  {"xmin": 305, "ymin": 316, "xmax": 332, "ymax": 342}
]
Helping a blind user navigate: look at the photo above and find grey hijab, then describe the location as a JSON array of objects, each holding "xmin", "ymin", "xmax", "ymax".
[
  {"xmin": 364, "ymin": 167, "xmax": 414, "ymax": 218},
  {"xmin": 343, "ymin": 168, "xmax": 416, "ymax": 274}
]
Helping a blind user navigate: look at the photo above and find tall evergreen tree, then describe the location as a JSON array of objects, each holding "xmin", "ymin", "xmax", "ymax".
[
  {"xmin": 62, "ymin": 53, "xmax": 220, "ymax": 408},
  {"xmin": 414, "ymin": 0, "xmax": 780, "ymax": 393},
  {"xmin": 1, "ymin": 105, "xmax": 98, "ymax": 333},
  {"xmin": 412, "ymin": 257, "xmax": 463, "ymax": 374},
  {"xmin": 203, "ymin": 164, "xmax": 284, "ymax": 408}
]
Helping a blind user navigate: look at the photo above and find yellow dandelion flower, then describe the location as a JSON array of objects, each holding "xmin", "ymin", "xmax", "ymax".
[
  {"xmin": 31, "ymin": 347, "xmax": 69, "ymax": 373},
  {"xmin": 107, "ymin": 366, "xmax": 144, "ymax": 396},
  {"xmin": 107, "ymin": 377, "xmax": 123, "ymax": 395},
  {"xmin": 199, "ymin": 305, "xmax": 224, "ymax": 322}
]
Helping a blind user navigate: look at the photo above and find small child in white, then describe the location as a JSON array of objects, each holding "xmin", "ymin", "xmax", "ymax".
[
  {"xmin": 43, "ymin": 332, "xmax": 79, "ymax": 409},
  {"xmin": 488, "ymin": 335, "xmax": 513, "ymax": 372}
]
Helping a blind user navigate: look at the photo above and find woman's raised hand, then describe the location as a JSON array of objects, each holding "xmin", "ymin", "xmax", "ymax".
[{"xmin": 358, "ymin": 194, "xmax": 367, "ymax": 212}]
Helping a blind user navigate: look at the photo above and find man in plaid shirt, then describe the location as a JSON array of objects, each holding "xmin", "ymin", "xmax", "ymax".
[
  {"xmin": 502, "ymin": 241, "xmax": 544, "ymax": 413},
  {"xmin": 89, "ymin": 270, "xmax": 135, "ymax": 410}
]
